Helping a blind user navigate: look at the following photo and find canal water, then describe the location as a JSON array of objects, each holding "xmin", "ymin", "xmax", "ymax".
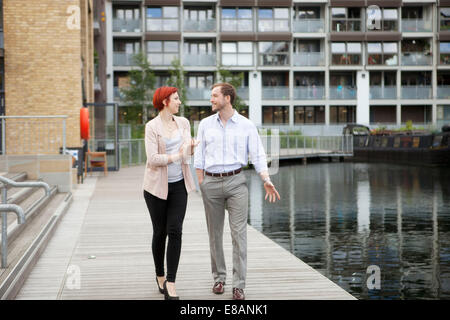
[{"xmin": 244, "ymin": 162, "xmax": 450, "ymax": 299}]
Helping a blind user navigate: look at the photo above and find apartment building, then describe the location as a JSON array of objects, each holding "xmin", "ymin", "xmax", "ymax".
[{"xmin": 102, "ymin": 0, "xmax": 450, "ymax": 133}]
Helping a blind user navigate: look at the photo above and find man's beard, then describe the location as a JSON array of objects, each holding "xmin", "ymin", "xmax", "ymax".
[{"xmin": 212, "ymin": 101, "xmax": 225, "ymax": 112}]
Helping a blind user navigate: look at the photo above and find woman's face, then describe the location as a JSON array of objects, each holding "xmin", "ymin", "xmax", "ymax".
[{"xmin": 164, "ymin": 92, "xmax": 181, "ymax": 114}]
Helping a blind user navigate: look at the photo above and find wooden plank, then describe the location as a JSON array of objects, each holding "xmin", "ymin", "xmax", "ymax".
[{"xmin": 17, "ymin": 166, "xmax": 355, "ymax": 300}]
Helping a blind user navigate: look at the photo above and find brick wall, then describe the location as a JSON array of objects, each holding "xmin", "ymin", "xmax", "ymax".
[{"xmin": 3, "ymin": 0, "xmax": 93, "ymax": 154}]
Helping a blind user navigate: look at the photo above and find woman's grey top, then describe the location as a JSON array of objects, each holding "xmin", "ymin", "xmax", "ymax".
[{"xmin": 164, "ymin": 131, "xmax": 184, "ymax": 183}]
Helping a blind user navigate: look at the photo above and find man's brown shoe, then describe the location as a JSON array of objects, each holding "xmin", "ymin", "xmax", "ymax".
[
  {"xmin": 212, "ymin": 281, "xmax": 225, "ymax": 294},
  {"xmin": 232, "ymin": 288, "xmax": 245, "ymax": 300}
]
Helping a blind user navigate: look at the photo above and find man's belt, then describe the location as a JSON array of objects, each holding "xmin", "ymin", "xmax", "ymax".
[{"xmin": 205, "ymin": 168, "xmax": 242, "ymax": 177}]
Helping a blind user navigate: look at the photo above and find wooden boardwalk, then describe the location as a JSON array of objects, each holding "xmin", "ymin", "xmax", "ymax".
[{"xmin": 16, "ymin": 166, "xmax": 355, "ymax": 300}]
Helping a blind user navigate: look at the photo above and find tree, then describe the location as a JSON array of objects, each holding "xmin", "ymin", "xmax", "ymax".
[
  {"xmin": 217, "ymin": 66, "xmax": 247, "ymax": 114},
  {"xmin": 167, "ymin": 58, "xmax": 188, "ymax": 117},
  {"xmin": 120, "ymin": 52, "xmax": 156, "ymax": 124}
]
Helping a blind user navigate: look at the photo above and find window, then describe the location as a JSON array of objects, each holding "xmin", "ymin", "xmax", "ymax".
[
  {"xmin": 366, "ymin": 8, "xmax": 398, "ymax": 31},
  {"xmin": 331, "ymin": 7, "xmax": 361, "ymax": 32},
  {"xmin": 440, "ymin": 8, "xmax": 450, "ymax": 31},
  {"xmin": 331, "ymin": 42, "xmax": 361, "ymax": 65},
  {"xmin": 221, "ymin": 42, "xmax": 253, "ymax": 66},
  {"xmin": 186, "ymin": 73, "xmax": 214, "ymax": 89},
  {"xmin": 262, "ymin": 106, "xmax": 289, "ymax": 124},
  {"xmin": 440, "ymin": 42, "xmax": 450, "ymax": 65},
  {"xmin": 330, "ymin": 106, "xmax": 356, "ymax": 124},
  {"xmin": 367, "ymin": 42, "xmax": 398, "ymax": 65},
  {"xmin": 294, "ymin": 106, "xmax": 325, "ymax": 124},
  {"xmin": 258, "ymin": 8, "xmax": 289, "ymax": 32},
  {"xmin": 294, "ymin": 7, "xmax": 320, "ymax": 20},
  {"xmin": 184, "ymin": 7, "xmax": 214, "ymax": 21},
  {"xmin": 221, "ymin": 7, "xmax": 253, "ymax": 32},
  {"xmin": 259, "ymin": 42, "xmax": 289, "ymax": 66},
  {"xmin": 186, "ymin": 106, "xmax": 215, "ymax": 122},
  {"xmin": 115, "ymin": 7, "xmax": 140, "ymax": 20},
  {"xmin": 185, "ymin": 41, "xmax": 214, "ymax": 55},
  {"xmin": 147, "ymin": 41, "xmax": 179, "ymax": 65},
  {"xmin": 146, "ymin": 6, "xmax": 179, "ymax": 31}
]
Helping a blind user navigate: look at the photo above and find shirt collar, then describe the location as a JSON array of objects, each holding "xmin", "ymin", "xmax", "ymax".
[{"xmin": 215, "ymin": 109, "xmax": 239, "ymax": 124}]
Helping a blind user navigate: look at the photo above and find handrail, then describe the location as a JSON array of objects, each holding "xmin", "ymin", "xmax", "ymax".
[
  {"xmin": 0, "ymin": 176, "xmax": 51, "ymax": 196},
  {"xmin": 0, "ymin": 176, "xmax": 51, "ymax": 268}
]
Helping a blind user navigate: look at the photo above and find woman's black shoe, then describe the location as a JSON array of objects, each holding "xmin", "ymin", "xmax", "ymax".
[
  {"xmin": 163, "ymin": 280, "xmax": 180, "ymax": 300},
  {"xmin": 156, "ymin": 277, "xmax": 164, "ymax": 294}
]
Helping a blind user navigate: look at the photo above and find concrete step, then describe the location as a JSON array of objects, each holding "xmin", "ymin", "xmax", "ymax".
[{"xmin": 0, "ymin": 191, "xmax": 73, "ymax": 299}]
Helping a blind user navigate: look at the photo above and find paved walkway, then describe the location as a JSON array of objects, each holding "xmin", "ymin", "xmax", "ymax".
[{"xmin": 16, "ymin": 166, "xmax": 355, "ymax": 300}]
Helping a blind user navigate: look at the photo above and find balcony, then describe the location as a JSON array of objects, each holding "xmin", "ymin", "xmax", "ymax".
[
  {"xmin": 186, "ymin": 88, "xmax": 211, "ymax": 100},
  {"xmin": 113, "ymin": 19, "xmax": 141, "ymax": 33},
  {"xmin": 370, "ymin": 86, "xmax": 397, "ymax": 100},
  {"xmin": 331, "ymin": 20, "xmax": 362, "ymax": 32},
  {"xmin": 401, "ymin": 53, "xmax": 432, "ymax": 66},
  {"xmin": 293, "ymin": 52, "xmax": 325, "ymax": 66},
  {"xmin": 259, "ymin": 54, "xmax": 289, "ymax": 66},
  {"xmin": 329, "ymin": 86, "xmax": 357, "ymax": 100},
  {"xmin": 262, "ymin": 87, "xmax": 289, "ymax": 100},
  {"xmin": 183, "ymin": 19, "xmax": 216, "ymax": 32},
  {"xmin": 237, "ymin": 87, "xmax": 249, "ymax": 100},
  {"xmin": 113, "ymin": 52, "xmax": 138, "ymax": 66},
  {"xmin": 293, "ymin": 19, "xmax": 324, "ymax": 33},
  {"xmin": 293, "ymin": 86, "xmax": 325, "ymax": 100},
  {"xmin": 437, "ymin": 86, "xmax": 450, "ymax": 99},
  {"xmin": 401, "ymin": 86, "xmax": 432, "ymax": 99},
  {"xmin": 440, "ymin": 53, "xmax": 450, "ymax": 65},
  {"xmin": 401, "ymin": 20, "xmax": 432, "ymax": 32},
  {"xmin": 183, "ymin": 54, "xmax": 216, "ymax": 66}
]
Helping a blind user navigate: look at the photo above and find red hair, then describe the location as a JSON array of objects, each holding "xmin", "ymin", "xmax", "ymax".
[{"xmin": 153, "ymin": 86, "xmax": 178, "ymax": 111}]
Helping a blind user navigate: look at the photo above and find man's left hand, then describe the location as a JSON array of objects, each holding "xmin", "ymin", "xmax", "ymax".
[{"xmin": 264, "ymin": 181, "xmax": 281, "ymax": 203}]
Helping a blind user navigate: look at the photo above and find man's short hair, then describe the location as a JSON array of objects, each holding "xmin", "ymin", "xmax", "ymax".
[{"xmin": 212, "ymin": 82, "xmax": 236, "ymax": 105}]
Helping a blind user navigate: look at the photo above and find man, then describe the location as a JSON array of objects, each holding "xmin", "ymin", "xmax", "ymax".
[{"xmin": 194, "ymin": 82, "xmax": 280, "ymax": 300}]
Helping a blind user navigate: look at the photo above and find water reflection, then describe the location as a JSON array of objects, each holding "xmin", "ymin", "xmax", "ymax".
[{"xmin": 245, "ymin": 163, "xmax": 450, "ymax": 299}]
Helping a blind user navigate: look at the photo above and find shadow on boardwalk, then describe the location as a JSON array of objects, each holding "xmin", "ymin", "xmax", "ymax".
[{"xmin": 16, "ymin": 166, "xmax": 355, "ymax": 300}]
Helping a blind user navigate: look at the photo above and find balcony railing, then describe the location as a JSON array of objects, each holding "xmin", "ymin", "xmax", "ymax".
[
  {"xmin": 401, "ymin": 53, "xmax": 432, "ymax": 66},
  {"xmin": 329, "ymin": 86, "xmax": 357, "ymax": 99},
  {"xmin": 237, "ymin": 87, "xmax": 249, "ymax": 100},
  {"xmin": 186, "ymin": 88, "xmax": 211, "ymax": 100},
  {"xmin": 293, "ymin": 86, "xmax": 325, "ymax": 100},
  {"xmin": 183, "ymin": 54, "xmax": 216, "ymax": 66},
  {"xmin": 401, "ymin": 86, "xmax": 432, "ymax": 99},
  {"xmin": 293, "ymin": 19, "xmax": 325, "ymax": 33},
  {"xmin": 401, "ymin": 19, "xmax": 432, "ymax": 32},
  {"xmin": 437, "ymin": 86, "xmax": 450, "ymax": 99},
  {"xmin": 440, "ymin": 53, "xmax": 450, "ymax": 65},
  {"xmin": 259, "ymin": 54, "xmax": 289, "ymax": 66},
  {"xmin": 113, "ymin": 19, "xmax": 141, "ymax": 32},
  {"xmin": 113, "ymin": 52, "xmax": 138, "ymax": 66},
  {"xmin": 262, "ymin": 86, "xmax": 289, "ymax": 100},
  {"xmin": 331, "ymin": 20, "xmax": 362, "ymax": 32},
  {"xmin": 370, "ymin": 86, "xmax": 397, "ymax": 99},
  {"xmin": 183, "ymin": 19, "xmax": 216, "ymax": 32},
  {"xmin": 293, "ymin": 52, "xmax": 325, "ymax": 66}
]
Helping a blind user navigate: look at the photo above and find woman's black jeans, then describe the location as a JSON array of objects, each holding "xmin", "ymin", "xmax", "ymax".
[{"xmin": 144, "ymin": 179, "xmax": 187, "ymax": 283}]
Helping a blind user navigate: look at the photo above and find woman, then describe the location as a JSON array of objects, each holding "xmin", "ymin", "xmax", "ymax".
[{"xmin": 143, "ymin": 86, "xmax": 198, "ymax": 300}]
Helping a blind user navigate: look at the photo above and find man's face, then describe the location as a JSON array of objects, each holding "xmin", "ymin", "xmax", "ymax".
[{"xmin": 210, "ymin": 86, "xmax": 228, "ymax": 112}]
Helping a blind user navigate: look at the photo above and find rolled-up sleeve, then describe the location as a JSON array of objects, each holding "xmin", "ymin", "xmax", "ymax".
[
  {"xmin": 248, "ymin": 124, "xmax": 268, "ymax": 174},
  {"xmin": 194, "ymin": 120, "xmax": 205, "ymax": 170},
  {"xmin": 145, "ymin": 124, "xmax": 169, "ymax": 167}
]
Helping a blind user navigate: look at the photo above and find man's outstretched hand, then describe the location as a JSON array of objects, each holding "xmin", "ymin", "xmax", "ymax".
[{"xmin": 264, "ymin": 181, "xmax": 281, "ymax": 203}]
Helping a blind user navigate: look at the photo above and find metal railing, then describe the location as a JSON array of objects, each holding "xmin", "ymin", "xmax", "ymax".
[
  {"xmin": 1, "ymin": 116, "xmax": 67, "ymax": 155},
  {"xmin": 0, "ymin": 176, "xmax": 51, "ymax": 268},
  {"xmin": 260, "ymin": 135, "xmax": 353, "ymax": 159},
  {"xmin": 117, "ymin": 135, "xmax": 353, "ymax": 167},
  {"xmin": 293, "ymin": 19, "xmax": 325, "ymax": 33},
  {"xmin": 293, "ymin": 52, "xmax": 325, "ymax": 66}
]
